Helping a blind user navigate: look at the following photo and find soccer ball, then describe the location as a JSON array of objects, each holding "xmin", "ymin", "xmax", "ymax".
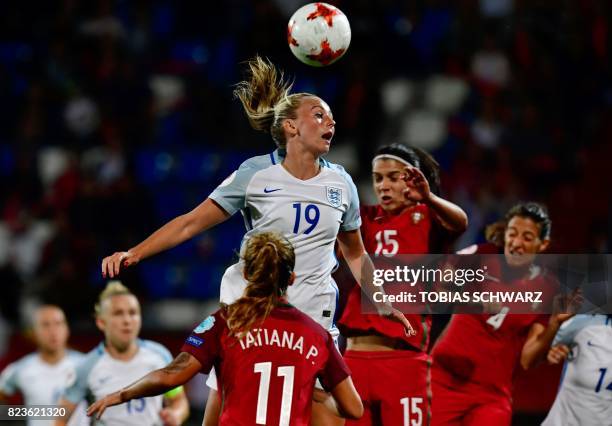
[{"xmin": 287, "ymin": 3, "xmax": 351, "ymax": 67}]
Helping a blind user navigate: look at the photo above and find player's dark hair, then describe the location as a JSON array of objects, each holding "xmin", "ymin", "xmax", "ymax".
[
  {"xmin": 375, "ymin": 143, "xmax": 441, "ymax": 195},
  {"xmin": 234, "ymin": 56, "xmax": 312, "ymax": 149},
  {"xmin": 224, "ymin": 232, "xmax": 295, "ymax": 337},
  {"xmin": 485, "ymin": 221, "xmax": 506, "ymax": 247},
  {"xmin": 505, "ymin": 202, "xmax": 552, "ymax": 240}
]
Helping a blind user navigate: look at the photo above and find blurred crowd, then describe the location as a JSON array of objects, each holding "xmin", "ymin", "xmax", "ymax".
[{"xmin": 0, "ymin": 0, "xmax": 610, "ymax": 330}]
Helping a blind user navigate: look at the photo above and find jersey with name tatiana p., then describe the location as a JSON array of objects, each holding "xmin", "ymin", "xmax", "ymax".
[
  {"xmin": 209, "ymin": 150, "xmax": 361, "ymax": 333},
  {"xmin": 62, "ymin": 339, "xmax": 177, "ymax": 426},
  {"xmin": 0, "ymin": 350, "xmax": 88, "ymax": 426},
  {"xmin": 182, "ymin": 306, "xmax": 350, "ymax": 426}
]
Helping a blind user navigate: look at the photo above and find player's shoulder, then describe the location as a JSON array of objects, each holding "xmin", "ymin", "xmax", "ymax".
[
  {"xmin": 191, "ymin": 309, "xmax": 228, "ymax": 335},
  {"xmin": 139, "ymin": 339, "xmax": 173, "ymax": 363},
  {"xmin": 322, "ymin": 159, "xmax": 355, "ymax": 184},
  {"xmin": 561, "ymin": 314, "xmax": 610, "ymax": 333},
  {"xmin": 75, "ymin": 343, "xmax": 106, "ymax": 377},
  {"xmin": 231, "ymin": 152, "xmax": 285, "ymax": 187},
  {"xmin": 2, "ymin": 353, "xmax": 38, "ymax": 376},
  {"xmin": 239, "ymin": 151, "xmax": 279, "ymax": 171},
  {"xmin": 66, "ymin": 349, "xmax": 86, "ymax": 362},
  {"xmin": 553, "ymin": 314, "xmax": 611, "ymax": 346}
]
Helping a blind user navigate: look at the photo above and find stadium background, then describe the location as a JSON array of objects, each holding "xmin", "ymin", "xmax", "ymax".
[{"xmin": 0, "ymin": 0, "xmax": 610, "ymax": 424}]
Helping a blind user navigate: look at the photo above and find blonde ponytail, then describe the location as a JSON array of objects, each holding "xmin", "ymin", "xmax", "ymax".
[
  {"xmin": 233, "ymin": 56, "xmax": 313, "ymax": 148},
  {"xmin": 224, "ymin": 232, "xmax": 295, "ymax": 337}
]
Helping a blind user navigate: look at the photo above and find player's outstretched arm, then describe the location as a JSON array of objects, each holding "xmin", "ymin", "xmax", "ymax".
[
  {"xmin": 424, "ymin": 192, "xmax": 468, "ymax": 233},
  {"xmin": 87, "ymin": 353, "xmax": 201, "ymax": 420},
  {"xmin": 520, "ymin": 316, "xmax": 574, "ymax": 370},
  {"xmin": 337, "ymin": 230, "xmax": 415, "ymax": 335},
  {"xmin": 402, "ymin": 165, "xmax": 468, "ymax": 233},
  {"xmin": 102, "ymin": 198, "xmax": 230, "ymax": 278},
  {"xmin": 521, "ymin": 290, "xmax": 581, "ymax": 369}
]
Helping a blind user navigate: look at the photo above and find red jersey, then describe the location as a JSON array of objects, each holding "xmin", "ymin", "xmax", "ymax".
[
  {"xmin": 431, "ymin": 250, "xmax": 556, "ymax": 398},
  {"xmin": 182, "ymin": 305, "xmax": 350, "ymax": 426},
  {"xmin": 338, "ymin": 204, "xmax": 433, "ymax": 351}
]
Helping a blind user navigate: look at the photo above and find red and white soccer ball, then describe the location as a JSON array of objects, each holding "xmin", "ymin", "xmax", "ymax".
[{"xmin": 287, "ymin": 3, "xmax": 351, "ymax": 67}]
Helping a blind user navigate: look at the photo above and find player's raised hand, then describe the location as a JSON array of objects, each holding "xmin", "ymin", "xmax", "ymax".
[
  {"xmin": 102, "ymin": 251, "xmax": 139, "ymax": 278},
  {"xmin": 551, "ymin": 288, "xmax": 583, "ymax": 326},
  {"xmin": 547, "ymin": 344, "xmax": 570, "ymax": 365},
  {"xmin": 159, "ymin": 407, "xmax": 181, "ymax": 426},
  {"xmin": 401, "ymin": 165, "xmax": 430, "ymax": 202},
  {"xmin": 382, "ymin": 304, "xmax": 416, "ymax": 336},
  {"xmin": 87, "ymin": 391, "xmax": 123, "ymax": 420}
]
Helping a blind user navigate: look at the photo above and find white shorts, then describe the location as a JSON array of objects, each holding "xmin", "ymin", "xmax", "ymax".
[{"xmin": 219, "ymin": 262, "xmax": 339, "ymax": 334}]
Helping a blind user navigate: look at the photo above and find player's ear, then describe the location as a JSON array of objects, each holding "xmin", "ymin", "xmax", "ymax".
[
  {"xmin": 538, "ymin": 239, "xmax": 550, "ymax": 253},
  {"xmin": 95, "ymin": 316, "xmax": 106, "ymax": 333},
  {"xmin": 283, "ymin": 119, "xmax": 297, "ymax": 137},
  {"xmin": 287, "ymin": 271, "xmax": 296, "ymax": 286}
]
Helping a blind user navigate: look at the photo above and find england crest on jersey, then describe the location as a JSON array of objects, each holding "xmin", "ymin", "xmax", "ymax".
[{"xmin": 326, "ymin": 186, "xmax": 342, "ymax": 207}]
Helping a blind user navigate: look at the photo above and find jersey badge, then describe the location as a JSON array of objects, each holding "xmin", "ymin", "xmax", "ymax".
[
  {"xmin": 186, "ymin": 336, "xmax": 204, "ymax": 347},
  {"xmin": 326, "ymin": 186, "xmax": 342, "ymax": 207},
  {"xmin": 194, "ymin": 316, "xmax": 215, "ymax": 334},
  {"xmin": 411, "ymin": 211, "xmax": 424, "ymax": 224}
]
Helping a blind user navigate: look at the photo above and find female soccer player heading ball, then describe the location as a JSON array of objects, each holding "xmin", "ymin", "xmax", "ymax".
[
  {"xmin": 89, "ymin": 232, "xmax": 363, "ymax": 425},
  {"xmin": 102, "ymin": 56, "xmax": 408, "ymax": 329},
  {"xmin": 101, "ymin": 56, "xmax": 410, "ymax": 423}
]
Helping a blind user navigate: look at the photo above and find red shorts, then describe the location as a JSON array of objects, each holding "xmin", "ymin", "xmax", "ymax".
[
  {"xmin": 344, "ymin": 350, "xmax": 431, "ymax": 426},
  {"xmin": 431, "ymin": 365, "xmax": 512, "ymax": 426}
]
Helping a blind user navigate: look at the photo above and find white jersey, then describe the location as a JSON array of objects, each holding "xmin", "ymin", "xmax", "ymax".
[
  {"xmin": 209, "ymin": 150, "xmax": 361, "ymax": 332},
  {"xmin": 0, "ymin": 350, "xmax": 88, "ymax": 426},
  {"xmin": 542, "ymin": 315, "xmax": 612, "ymax": 426},
  {"xmin": 63, "ymin": 340, "xmax": 173, "ymax": 426}
]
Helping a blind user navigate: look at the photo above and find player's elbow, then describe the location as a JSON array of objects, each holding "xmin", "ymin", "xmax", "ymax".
[
  {"xmin": 333, "ymin": 378, "xmax": 364, "ymax": 420},
  {"xmin": 449, "ymin": 209, "xmax": 468, "ymax": 233},
  {"xmin": 457, "ymin": 213, "xmax": 468, "ymax": 233},
  {"xmin": 520, "ymin": 351, "xmax": 536, "ymax": 370},
  {"xmin": 343, "ymin": 399, "xmax": 364, "ymax": 420}
]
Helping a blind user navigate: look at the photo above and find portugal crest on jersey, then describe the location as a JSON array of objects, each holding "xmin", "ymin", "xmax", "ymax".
[
  {"xmin": 326, "ymin": 186, "xmax": 342, "ymax": 207},
  {"xmin": 411, "ymin": 211, "xmax": 424, "ymax": 224}
]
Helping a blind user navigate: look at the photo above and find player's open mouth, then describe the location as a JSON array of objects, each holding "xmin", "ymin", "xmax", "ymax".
[
  {"xmin": 322, "ymin": 131, "xmax": 333, "ymax": 142},
  {"xmin": 380, "ymin": 195, "xmax": 392, "ymax": 204}
]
